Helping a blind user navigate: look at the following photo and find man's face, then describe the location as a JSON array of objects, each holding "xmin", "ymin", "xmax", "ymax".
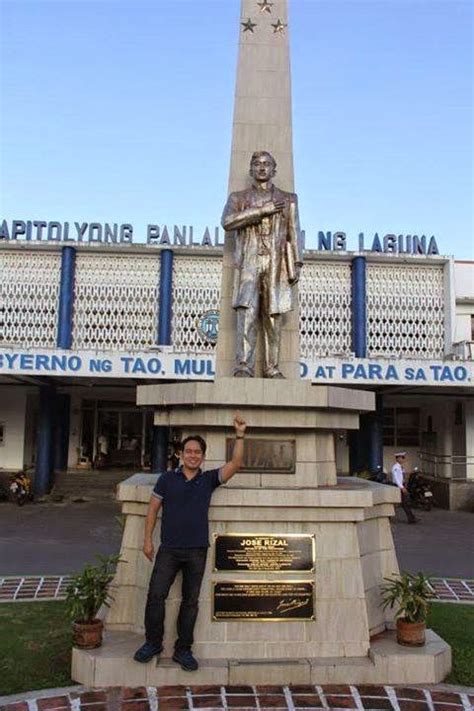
[
  {"xmin": 396, "ymin": 456, "xmax": 406, "ymax": 464},
  {"xmin": 250, "ymin": 154, "xmax": 275, "ymax": 182},
  {"xmin": 181, "ymin": 440, "xmax": 205, "ymax": 471}
]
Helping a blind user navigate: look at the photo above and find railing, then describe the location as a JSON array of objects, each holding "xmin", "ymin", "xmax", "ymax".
[
  {"xmin": 418, "ymin": 451, "xmax": 474, "ymax": 481},
  {"xmin": 450, "ymin": 341, "xmax": 474, "ymax": 360}
]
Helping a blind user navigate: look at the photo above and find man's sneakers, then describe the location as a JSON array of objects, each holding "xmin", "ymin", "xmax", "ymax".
[
  {"xmin": 133, "ymin": 642, "xmax": 163, "ymax": 663},
  {"xmin": 172, "ymin": 648, "xmax": 199, "ymax": 671},
  {"xmin": 134, "ymin": 643, "xmax": 198, "ymax": 671}
]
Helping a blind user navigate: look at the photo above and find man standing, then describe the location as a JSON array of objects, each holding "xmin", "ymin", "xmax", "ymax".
[
  {"xmin": 391, "ymin": 452, "xmax": 417, "ymax": 524},
  {"xmin": 221, "ymin": 151, "xmax": 303, "ymax": 379},
  {"xmin": 133, "ymin": 414, "xmax": 247, "ymax": 671}
]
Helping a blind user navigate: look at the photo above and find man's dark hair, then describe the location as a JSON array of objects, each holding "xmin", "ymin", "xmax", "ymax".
[{"xmin": 181, "ymin": 435, "xmax": 207, "ymax": 455}]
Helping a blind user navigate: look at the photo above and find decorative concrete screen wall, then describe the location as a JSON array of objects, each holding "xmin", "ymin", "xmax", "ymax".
[
  {"xmin": 71, "ymin": 254, "xmax": 160, "ymax": 350},
  {"xmin": 171, "ymin": 256, "xmax": 221, "ymax": 352},
  {"xmin": 299, "ymin": 261, "xmax": 352, "ymax": 357},
  {"xmin": 366, "ymin": 263, "xmax": 445, "ymax": 358},
  {"xmin": 0, "ymin": 248, "xmax": 450, "ymax": 361},
  {"xmin": 0, "ymin": 251, "xmax": 61, "ymax": 347}
]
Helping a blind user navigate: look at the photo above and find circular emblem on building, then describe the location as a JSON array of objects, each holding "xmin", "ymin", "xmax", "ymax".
[{"xmin": 197, "ymin": 309, "xmax": 220, "ymax": 344}]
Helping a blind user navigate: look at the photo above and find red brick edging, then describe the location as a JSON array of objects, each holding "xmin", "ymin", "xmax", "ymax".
[
  {"xmin": 0, "ymin": 576, "xmax": 71, "ymax": 602},
  {"xmin": 1, "ymin": 684, "xmax": 473, "ymax": 711}
]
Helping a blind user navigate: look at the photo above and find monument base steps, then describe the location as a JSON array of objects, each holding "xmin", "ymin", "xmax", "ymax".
[{"xmin": 72, "ymin": 629, "xmax": 451, "ymax": 686}]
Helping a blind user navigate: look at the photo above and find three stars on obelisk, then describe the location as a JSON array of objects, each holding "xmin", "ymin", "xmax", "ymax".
[
  {"xmin": 241, "ymin": 18, "xmax": 257, "ymax": 32},
  {"xmin": 257, "ymin": 0, "xmax": 273, "ymax": 12},
  {"xmin": 241, "ymin": 0, "xmax": 287, "ymax": 34}
]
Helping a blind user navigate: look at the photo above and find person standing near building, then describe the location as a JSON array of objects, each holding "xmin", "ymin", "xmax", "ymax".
[
  {"xmin": 96, "ymin": 433, "xmax": 109, "ymax": 468},
  {"xmin": 391, "ymin": 452, "xmax": 417, "ymax": 524},
  {"xmin": 133, "ymin": 413, "xmax": 247, "ymax": 671}
]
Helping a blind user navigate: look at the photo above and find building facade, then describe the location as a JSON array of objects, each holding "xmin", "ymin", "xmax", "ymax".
[{"xmin": 0, "ymin": 240, "xmax": 473, "ymax": 507}]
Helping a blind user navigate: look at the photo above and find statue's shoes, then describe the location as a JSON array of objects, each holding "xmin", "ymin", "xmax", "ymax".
[
  {"xmin": 265, "ymin": 369, "xmax": 285, "ymax": 379},
  {"xmin": 234, "ymin": 367, "xmax": 253, "ymax": 378}
]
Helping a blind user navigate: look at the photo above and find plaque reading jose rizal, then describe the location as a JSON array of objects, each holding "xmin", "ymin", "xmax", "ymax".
[
  {"xmin": 214, "ymin": 533, "xmax": 315, "ymax": 572},
  {"xmin": 213, "ymin": 581, "xmax": 314, "ymax": 621}
]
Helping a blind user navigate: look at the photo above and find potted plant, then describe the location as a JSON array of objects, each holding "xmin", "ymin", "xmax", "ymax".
[
  {"xmin": 66, "ymin": 553, "xmax": 121, "ymax": 649},
  {"xmin": 380, "ymin": 571, "xmax": 433, "ymax": 646}
]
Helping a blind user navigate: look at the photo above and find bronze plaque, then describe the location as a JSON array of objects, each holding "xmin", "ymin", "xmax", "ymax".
[
  {"xmin": 213, "ymin": 581, "xmax": 314, "ymax": 621},
  {"xmin": 214, "ymin": 533, "xmax": 315, "ymax": 572},
  {"xmin": 225, "ymin": 438, "xmax": 295, "ymax": 473}
]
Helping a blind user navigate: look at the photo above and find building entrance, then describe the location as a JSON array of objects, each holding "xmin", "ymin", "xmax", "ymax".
[{"xmin": 80, "ymin": 400, "xmax": 152, "ymax": 469}]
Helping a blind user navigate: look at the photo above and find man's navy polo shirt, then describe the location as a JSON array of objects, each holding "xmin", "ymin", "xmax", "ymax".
[{"xmin": 152, "ymin": 466, "xmax": 222, "ymax": 548}]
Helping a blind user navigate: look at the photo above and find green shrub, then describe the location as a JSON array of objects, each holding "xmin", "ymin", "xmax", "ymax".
[
  {"xmin": 380, "ymin": 571, "xmax": 432, "ymax": 623},
  {"xmin": 65, "ymin": 553, "xmax": 121, "ymax": 622}
]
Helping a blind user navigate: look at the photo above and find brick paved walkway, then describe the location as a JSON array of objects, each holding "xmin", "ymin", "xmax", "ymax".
[
  {"xmin": 1, "ymin": 684, "xmax": 473, "ymax": 711},
  {"xmin": 1, "ymin": 576, "xmax": 473, "ymax": 604},
  {"xmin": 0, "ymin": 576, "xmax": 71, "ymax": 602},
  {"xmin": 429, "ymin": 579, "xmax": 474, "ymax": 603},
  {"xmin": 0, "ymin": 685, "xmax": 474, "ymax": 711}
]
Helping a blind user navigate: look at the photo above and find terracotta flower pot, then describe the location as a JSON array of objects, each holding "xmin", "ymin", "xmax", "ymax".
[
  {"xmin": 72, "ymin": 618, "xmax": 104, "ymax": 649},
  {"xmin": 396, "ymin": 618, "xmax": 426, "ymax": 647}
]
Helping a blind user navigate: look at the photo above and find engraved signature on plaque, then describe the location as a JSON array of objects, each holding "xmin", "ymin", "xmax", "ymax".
[
  {"xmin": 214, "ymin": 533, "xmax": 315, "ymax": 572},
  {"xmin": 213, "ymin": 581, "xmax": 314, "ymax": 621},
  {"xmin": 225, "ymin": 438, "xmax": 295, "ymax": 473}
]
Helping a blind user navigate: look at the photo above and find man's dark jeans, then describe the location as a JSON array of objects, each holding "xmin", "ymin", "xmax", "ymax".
[{"xmin": 145, "ymin": 546, "xmax": 207, "ymax": 652}]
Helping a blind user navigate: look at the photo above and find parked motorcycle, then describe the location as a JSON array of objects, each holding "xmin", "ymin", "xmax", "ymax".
[
  {"xmin": 9, "ymin": 471, "xmax": 33, "ymax": 506},
  {"xmin": 407, "ymin": 467, "xmax": 434, "ymax": 510},
  {"xmin": 370, "ymin": 465, "xmax": 389, "ymax": 484}
]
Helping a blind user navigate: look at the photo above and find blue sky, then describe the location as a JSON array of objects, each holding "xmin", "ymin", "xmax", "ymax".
[{"xmin": 1, "ymin": 0, "xmax": 472, "ymax": 258}]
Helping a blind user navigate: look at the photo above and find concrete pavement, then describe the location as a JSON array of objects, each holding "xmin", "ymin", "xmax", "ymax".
[
  {"xmin": 0, "ymin": 499, "xmax": 473, "ymax": 577},
  {"xmin": 0, "ymin": 501, "xmax": 122, "ymax": 575},
  {"xmin": 391, "ymin": 506, "xmax": 474, "ymax": 578}
]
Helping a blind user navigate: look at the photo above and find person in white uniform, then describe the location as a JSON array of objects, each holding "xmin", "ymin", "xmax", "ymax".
[{"xmin": 391, "ymin": 452, "xmax": 417, "ymax": 523}]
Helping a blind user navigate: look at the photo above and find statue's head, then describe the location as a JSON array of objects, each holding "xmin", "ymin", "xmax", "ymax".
[{"xmin": 249, "ymin": 151, "xmax": 277, "ymax": 182}]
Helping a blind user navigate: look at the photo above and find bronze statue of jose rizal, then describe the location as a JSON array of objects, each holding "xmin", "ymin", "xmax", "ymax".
[{"xmin": 221, "ymin": 151, "xmax": 303, "ymax": 378}]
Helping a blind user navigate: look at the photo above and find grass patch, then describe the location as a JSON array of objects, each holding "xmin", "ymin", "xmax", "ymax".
[
  {"xmin": 0, "ymin": 601, "xmax": 72, "ymax": 697},
  {"xmin": 427, "ymin": 602, "xmax": 474, "ymax": 686},
  {"xmin": 0, "ymin": 600, "xmax": 472, "ymax": 696}
]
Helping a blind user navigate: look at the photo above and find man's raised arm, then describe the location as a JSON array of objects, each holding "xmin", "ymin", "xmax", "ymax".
[{"xmin": 220, "ymin": 413, "xmax": 247, "ymax": 483}]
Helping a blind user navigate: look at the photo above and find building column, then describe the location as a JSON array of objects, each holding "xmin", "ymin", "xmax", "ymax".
[
  {"xmin": 34, "ymin": 385, "xmax": 56, "ymax": 496},
  {"xmin": 367, "ymin": 393, "xmax": 384, "ymax": 473},
  {"xmin": 53, "ymin": 394, "xmax": 70, "ymax": 472},
  {"xmin": 351, "ymin": 256, "xmax": 367, "ymax": 357},
  {"xmin": 349, "ymin": 394, "xmax": 383, "ymax": 475},
  {"xmin": 57, "ymin": 246, "xmax": 76, "ymax": 349},
  {"xmin": 465, "ymin": 400, "xmax": 474, "ymax": 481},
  {"xmin": 348, "ymin": 430, "xmax": 363, "ymax": 474},
  {"xmin": 349, "ymin": 256, "xmax": 370, "ymax": 474},
  {"xmin": 158, "ymin": 249, "xmax": 174, "ymax": 346},
  {"xmin": 152, "ymin": 249, "xmax": 174, "ymax": 471},
  {"xmin": 151, "ymin": 425, "xmax": 168, "ymax": 473}
]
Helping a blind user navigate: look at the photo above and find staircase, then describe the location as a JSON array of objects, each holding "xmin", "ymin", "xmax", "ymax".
[{"xmin": 51, "ymin": 469, "xmax": 139, "ymax": 502}]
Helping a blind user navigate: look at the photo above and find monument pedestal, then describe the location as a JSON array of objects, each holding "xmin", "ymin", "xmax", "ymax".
[
  {"xmin": 72, "ymin": 475, "xmax": 450, "ymax": 686},
  {"xmin": 137, "ymin": 378, "xmax": 375, "ymax": 488}
]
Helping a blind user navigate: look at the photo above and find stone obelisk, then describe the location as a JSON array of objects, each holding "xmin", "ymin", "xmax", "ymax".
[{"xmin": 216, "ymin": 0, "xmax": 300, "ymax": 379}]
